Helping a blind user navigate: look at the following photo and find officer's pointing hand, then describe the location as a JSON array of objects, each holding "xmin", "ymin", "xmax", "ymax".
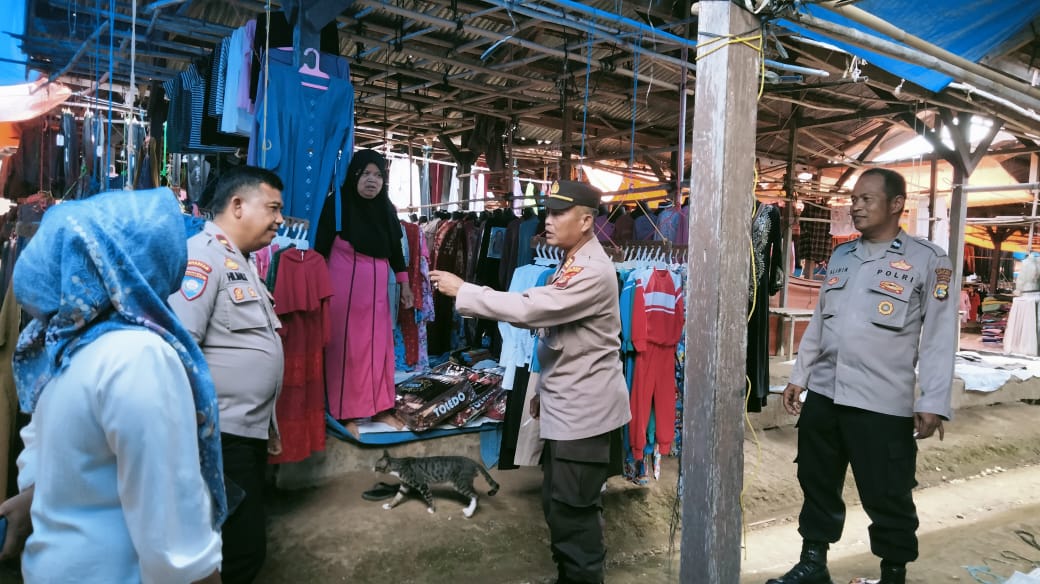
[
  {"xmin": 914, "ymin": 412, "xmax": 944, "ymax": 441},
  {"xmin": 782, "ymin": 383, "xmax": 805, "ymax": 416},
  {"xmin": 429, "ymin": 271, "xmax": 463, "ymax": 298}
]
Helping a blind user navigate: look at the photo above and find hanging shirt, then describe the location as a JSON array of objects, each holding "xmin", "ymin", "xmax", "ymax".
[
  {"xmin": 498, "ymin": 264, "xmax": 555, "ymax": 390},
  {"xmin": 632, "ymin": 268, "xmax": 684, "ymax": 350},
  {"xmin": 634, "ymin": 214, "xmax": 656, "ymax": 241},
  {"xmin": 250, "ymin": 60, "xmax": 355, "ymax": 242},
  {"xmin": 654, "ymin": 206, "xmax": 683, "ymax": 243}
]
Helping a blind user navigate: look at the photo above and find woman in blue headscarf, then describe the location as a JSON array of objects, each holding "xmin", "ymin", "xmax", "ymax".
[{"xmin": 3, "ymin": 188, "xmax": 225, "ymax": 583}]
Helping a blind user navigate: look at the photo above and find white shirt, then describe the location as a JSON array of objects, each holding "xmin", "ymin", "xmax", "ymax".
[{"xmin": 18, "ymin": 329, "xmax": 221, "ymax": 583}]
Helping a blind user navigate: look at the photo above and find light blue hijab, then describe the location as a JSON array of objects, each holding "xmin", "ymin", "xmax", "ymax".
[{"xmin": 12, "ymin": 188, "xmax": 228, "ymax": 527}]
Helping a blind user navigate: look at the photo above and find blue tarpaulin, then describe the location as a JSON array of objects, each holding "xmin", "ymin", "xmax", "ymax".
[
  {"xmin": 781, "ymin": 0, "xmax": 1040, "ymax": 93},
  {"xmin": 0, "ymin": 4, "xmax": 31, "ymax": 85}
]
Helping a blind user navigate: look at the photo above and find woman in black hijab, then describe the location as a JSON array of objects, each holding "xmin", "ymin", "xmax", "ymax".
[{"xmin": 316, "ymin": 149, "xmax": 413, "ymax": 422}]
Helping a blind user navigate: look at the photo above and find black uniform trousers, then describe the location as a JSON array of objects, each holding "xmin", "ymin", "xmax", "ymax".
[
  {"xmin": 796, "ymin": 391, "xmax": 920, "ymax": 564},
  {"xmin": 542, "ymin": 433, "xmax": 611, "ymax": 584},
  {"xmin": 220, "ymin": 433, "xmax": 269, "ymax": 584}
]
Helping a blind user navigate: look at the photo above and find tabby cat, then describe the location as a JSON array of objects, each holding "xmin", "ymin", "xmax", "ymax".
[{"xmin": 374, "ymin": 450, "xmax": 500, "ymax": 518}]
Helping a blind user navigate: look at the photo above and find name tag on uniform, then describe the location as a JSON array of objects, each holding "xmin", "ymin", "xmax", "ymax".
[{"xmin": 226, "ymin": 271, "xmax": 249, "ymax": 283}]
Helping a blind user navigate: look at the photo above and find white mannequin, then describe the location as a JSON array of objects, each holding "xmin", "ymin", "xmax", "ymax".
[{"xmin": 1016, "ymin": 254, "xmax": 1040, "ymax": 294}]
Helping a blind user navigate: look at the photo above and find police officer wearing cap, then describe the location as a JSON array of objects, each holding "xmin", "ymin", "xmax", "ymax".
[
  {"xmin": 768, "ymin": 168, "xmax": 957, "ymax": 584},
  {"xmin": 431, "ymin": 180, "xmax": 630, "ymax": 584},
  {"xmin": 168, "ymin": 166, "xmax": 286, "ymax": 584}
]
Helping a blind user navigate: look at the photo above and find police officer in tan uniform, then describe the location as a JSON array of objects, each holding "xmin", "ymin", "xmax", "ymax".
[
  {"xmin": 168, "ymin": 166, "xmax": 285, "ymax": 584},
  {"xmin": 769, "ymin": 169, "xmax": 957, "ymax": 584},
  {"xmin": 431, "ymin": 181, "xmax": 630, "ymax": 584}
]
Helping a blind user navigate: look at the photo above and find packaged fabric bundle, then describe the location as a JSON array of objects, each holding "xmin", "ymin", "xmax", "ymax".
[{"xmin": 395, "ymin": 363, "xmax": 479, "ymax": 431}]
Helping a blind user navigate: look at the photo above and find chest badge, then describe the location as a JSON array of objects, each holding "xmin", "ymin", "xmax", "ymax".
[
  {"xmin": 826, "ymin": 276, "xmax": 839, "ymax": 286},
  {"xmin": 890, "ymin": 259, "xmax": 912, "ymax": 271},
  {"xmin": 247, "ymin": 287, "xmax": 258, "ymax": 299},
  {"xmin": 877, "ymin": 300, "xmax": 895, "ymax": 316},
  {"xmin": 879, "ymin": 281, "xmax": 904, "ymax": 295},
  {"xmin": 233, "ymin": 287, "xmax": 246, "ymax": 302},
  {"xmin": 225, "ymin": 257, "xmax": 240, "ymax": 270}
]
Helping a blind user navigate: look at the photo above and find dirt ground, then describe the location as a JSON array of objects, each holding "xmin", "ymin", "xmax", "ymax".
[
  {"xmin": 0, "ymin": 401, "xmax": 1036, "ymax": 584},
  {"xmin": 253, "ymin": 401, "xmax": 1040, "ymax": 584}
]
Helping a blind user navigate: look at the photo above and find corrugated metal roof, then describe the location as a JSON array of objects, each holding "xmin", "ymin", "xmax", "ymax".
[{"xmin": 15, "ymin": 0, "xmax": 1040, "ymax": 194}]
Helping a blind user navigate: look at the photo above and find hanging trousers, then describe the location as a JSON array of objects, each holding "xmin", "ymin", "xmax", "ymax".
[
  {"xmin": 220, "ymin": 433, "xmax": 269, "ymax": 584},
  {"xmin": 542, "ymin": 434, "xmax": 611, "ymax": 584},
  {"xmin": 796, "ymin": 391, "xmax": 920, "ymax": 564},
  {"xmin": 629, "ymin": 343, "xmax": 676, "ymax": 459}
]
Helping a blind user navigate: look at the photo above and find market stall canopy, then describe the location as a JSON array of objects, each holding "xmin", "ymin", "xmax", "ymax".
[
  {"xmin": 0, "ymin": 79, "xmax": 71, "ymax": 123},
  {"xmin": 780, "ymin": 0, "xmax": 1040, "ymax": 93},
  {"xmin": 965, "ymin": 215, "xmax": 1040, "ymax": 252}
]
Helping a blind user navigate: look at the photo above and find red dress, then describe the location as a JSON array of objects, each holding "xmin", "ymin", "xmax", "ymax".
[{"xmin": 269, "ymin": 249, "xmax": 333, "ymax": 464}]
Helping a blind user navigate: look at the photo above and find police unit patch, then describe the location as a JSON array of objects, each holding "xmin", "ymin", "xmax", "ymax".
[
  {"xmin": 877, "ymin": 300, "xmax": 894, "ymax": 316},
  {"xmin": 933, "ymin": 267, "xmax": 952, "ymax": 301},
  {"xmin": 225, "ymin": 257, "xmax": 240, "ymax": 270},
  {"xmin": 187, "ymin": 259, "xmax": 212, "ymax": 273},
  {"xmin": 879, "ymin": 281, "xmax": 904, "ymax": 295},
  {"xmin": 890, "ymin": 259, "xmax": 912, "ymax": 271},
  {"xmin": 826, "ymin": 276, "xmax": 839, "ymax": 285},
  {"xmin": 180, "ymin": 270, "xmax": 209, "ymax": 301},
  {"xmin": 554, "ymin": 266, "xmax": 584, "ymax": 289}
]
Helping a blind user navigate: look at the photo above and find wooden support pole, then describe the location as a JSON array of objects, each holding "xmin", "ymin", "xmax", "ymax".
[
  {"xmin": 928, "ymin": 156, "xmax": 939, "ymax": 241},
  {"xmin": 682, "ymin": 2, "xmax": 759, "ymax": 582},
  {"xmin": 949, "ymin": 163, "xmax": 968, "ymax": 295},
  {"xmin": 779, "ymin": 110, "xmax": 798, "ymax": 308}
]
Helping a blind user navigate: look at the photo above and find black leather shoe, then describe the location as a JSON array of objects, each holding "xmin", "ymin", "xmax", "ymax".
[
  {"xmin": 765, "ymin": 542, "xmax": 832, "ymax": 584},
  {"xmin": 361, "ymin": 482, "xmax": 399, "ymax": 501}
]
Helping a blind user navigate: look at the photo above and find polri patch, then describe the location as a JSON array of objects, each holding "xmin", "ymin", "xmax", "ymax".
[
  {"xmin": 877, "ymin": 300, "xmax": 894, "ymax": 316},
  {"xmin": 879, "ymin": 281, "xmax": 904, "ymax": 295},
  {"xmin": 187, "ymin": 259, "xmax": 212, "ymax": 273},
  {"xmin": 934, "ymin": 284, "xmax": 949, "ymax": 300},
  {"xmin": 554, "ymin": 266, "xmax": 584, "ymax": 289},
  {"xmin": 225, "ymin": 257, "xmax": 240, "ymax": 270},
  {"xmin": 890, "ymin": 259, "xmax": 912, "ymax": 271},
  {"xmin": 180, "ymin": 270, "xmax": 209, "ymax": 301}
]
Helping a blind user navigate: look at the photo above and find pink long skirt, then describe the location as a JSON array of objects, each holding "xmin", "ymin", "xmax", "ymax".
[{"xmin": 325, "ymin": 238, "xmax": 395, "ymax": 419}]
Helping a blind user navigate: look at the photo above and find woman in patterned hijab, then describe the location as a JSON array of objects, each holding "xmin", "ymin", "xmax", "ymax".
[{"xmin": 8, "ymin": 188, "xmax": 226, "ymax": 581}]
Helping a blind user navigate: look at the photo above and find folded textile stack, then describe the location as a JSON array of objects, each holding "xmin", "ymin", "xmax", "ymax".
[{"xmin": 979, "ymin": 296, "xmax": 1011, "ymax": 344}]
